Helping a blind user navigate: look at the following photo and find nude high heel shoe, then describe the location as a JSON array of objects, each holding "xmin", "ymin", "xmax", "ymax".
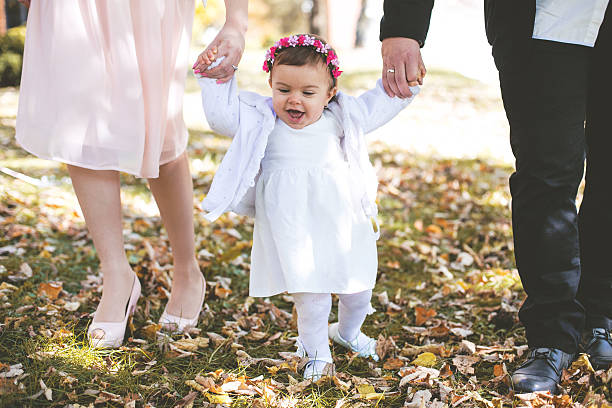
[
  {"xmin": 159, "ymin": 274, "xmax": 206, "ymax": 333},
  {"xmin": 88, "ymin": 271, "xmax": 141, "ymax": 349}
]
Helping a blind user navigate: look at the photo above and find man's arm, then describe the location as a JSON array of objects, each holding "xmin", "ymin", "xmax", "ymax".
[
  {"xmin": 380, "ymin": 0, "xmax": 434, "ymax": 47},
  {"xmin": 380, "ymin": 0, "xmax": 434, "ymax": 98}
]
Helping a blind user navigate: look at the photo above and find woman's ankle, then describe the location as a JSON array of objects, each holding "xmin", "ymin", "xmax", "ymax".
[{"xmin": 172, "ymin": 259, "xmax": 203, "ymax": 282}]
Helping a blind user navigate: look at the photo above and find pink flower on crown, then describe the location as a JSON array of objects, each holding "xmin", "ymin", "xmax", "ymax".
[
  {"xmin": 262, "ymin": 34, "xmax": 342, "ymax": 79},
  {"xmin": 326, "ymin": 51, "xmax": 336, "ymax": 65}
]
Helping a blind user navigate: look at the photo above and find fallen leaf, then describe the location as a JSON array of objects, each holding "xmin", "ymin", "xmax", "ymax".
[
  {"xmin": 141, "ymin": 324, "xmax": 161, "ymax": 340},
  {"xmin": 172, "ymin": 337, "xmax": 209, "ymax": 352},
  {"xmin": 63, "ymin": 301, "xmax": 80, "ymax": 311},
  {"xmin": 37, "ymin": 281, "xmax": 63, "ymax": 300},
  {"xmin": 0, "ymin": 364, "xmax": 23, "ymax": 378},
  {"xmin": 415, "ymin": 307, "xmax": 437, "ymax": 326},
  {"xmin": 440, "ymin": 363, "xmax": 453, "ymax": 378},
  {"xmin": 214, "ymin": 285, "xmax": 232, "ymax": 299},
  {"xmin": 412, "ymin": 352, "xmax": 437, "ymax": 367},
  {"xmin": 570, "ymin": 353, "xmax": 595, "ymax": 373},
  {"xmin": 452, "ymin": 355, "xmax": 480, "ymax": 375},
  {"xmin": 205, "ymin": 392, "xmax": 232, "ymax": 404},
  {"xmin": 401, "ymin": 343, "xmax": 450, "ymax": 358},
  {"xmin": 332, "ymin": 376, "xmax": 351, "ymax": 392},
  {"xmin": 383, "ymin": 357, "xmax": 404, "ymax": 370}
]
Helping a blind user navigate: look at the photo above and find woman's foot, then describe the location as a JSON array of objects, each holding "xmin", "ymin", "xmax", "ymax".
[
  {"xmin": 160, "ymin": 263, "xmax": 206, "ymax": 332},
  {"xmin": 89, "ymin": 269, "xmax": 141, "ymax": 348},
  {"xmin": 91, "ymin": 266, "xmax": 136, "ymax": 324}
]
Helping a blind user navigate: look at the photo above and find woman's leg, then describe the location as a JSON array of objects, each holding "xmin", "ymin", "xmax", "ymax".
[
  {"xmin": 67, "ymin": 166, "xmax": 134, "ymax": 334},
  {"xmin": 148, "ymin": 153, "xmax": 204, "ymax": 318}
]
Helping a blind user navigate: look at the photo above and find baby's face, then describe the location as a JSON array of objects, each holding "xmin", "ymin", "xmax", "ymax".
[{"xmin": 269, "ymin": 63, "xmax": 337, "ymax": 129}]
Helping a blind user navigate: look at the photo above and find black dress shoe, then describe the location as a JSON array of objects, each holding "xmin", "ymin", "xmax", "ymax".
[
  {"xmin": 584, "ymin": 328, "xmax": 612, "ymax": 370},
  {"xmin": 511, "ymin": 347, "xmax": 575, "ymax": 394}
]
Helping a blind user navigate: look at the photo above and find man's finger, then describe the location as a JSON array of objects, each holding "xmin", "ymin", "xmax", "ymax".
[
  {"xmin": 385, "ymin": 63, "xmax": 403, "ymax": 98},
  {"xmin": 382, "ymin": 71, "xmax": 395, "ymax": 98},
  {"xmin": 394, "ymin": 63, "xmax": 413, "ymax": 98}
]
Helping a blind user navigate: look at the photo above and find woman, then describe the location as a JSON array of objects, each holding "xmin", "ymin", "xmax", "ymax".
[{"xmin": 15, "ymin": 0, "xmax": 248, "ymax": 348}]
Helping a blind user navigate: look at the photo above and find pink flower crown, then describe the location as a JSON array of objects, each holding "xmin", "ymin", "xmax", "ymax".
[{"xmin": 262, "ymin": 34, "xmax": 343, "ymax": 79}]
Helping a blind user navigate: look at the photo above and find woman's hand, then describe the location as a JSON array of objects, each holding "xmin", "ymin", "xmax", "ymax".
[
  {"xmin": 193, "ymin": 23, "xmax": 246, "ymax": 83},
  {"xmin": 17, "ymin": 0, "xmax": 31, "ymax": 8}
]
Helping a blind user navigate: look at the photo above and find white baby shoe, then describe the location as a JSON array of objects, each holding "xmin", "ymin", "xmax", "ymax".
[
  {"xmin": 328, "ymin": 322, "xmax": 380, "ymax": 361},
  {"xmin": 295, "ymin": 339, "xmax": 335, "ymax": 382}
]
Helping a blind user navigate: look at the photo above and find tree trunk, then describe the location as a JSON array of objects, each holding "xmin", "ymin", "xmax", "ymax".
[
  {"xmin": 0, "ymin": 0, "xmax": 7, "ymax": 36},
  {"xmin": 308, "ymin": 0, "xmax": 327, "ymax": 38},
  {"xmin": 355, "ymin": 0, "xmax": 369, "ymax": 48}
]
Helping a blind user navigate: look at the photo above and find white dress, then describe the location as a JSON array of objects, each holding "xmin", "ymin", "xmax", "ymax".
[{"xmin": 249, "ymin": 110, "xmax": 378, "ymax": 297}]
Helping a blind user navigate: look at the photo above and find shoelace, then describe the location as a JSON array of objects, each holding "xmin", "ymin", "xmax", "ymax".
[
  {"xmin": 520, "ymin": 348, "xmax": 561, "ymax": 375},
  {"xmin": 587, "ymin": 328, "xmax": 612, "ymax": 349}
]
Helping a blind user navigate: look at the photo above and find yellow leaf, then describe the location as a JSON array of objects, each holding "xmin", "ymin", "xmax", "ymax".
[
  {"xmin": 205, "ymin": 392, "xmax": 232, "ymax": 404},
  {"xmin": 356, "ymin": 384, "xmax": 375, "ymax": 395},
  {"xmin": 0, "ymin": 282, "xmax": 18, "ymax": 292},
  {"xmin": 266, "ymin": 366, "xmax": 280, "ymax": 375},
  {"xmin": 185, "ymin": 380, "xmax": 207, "ymax": 393},
  {"xmin": 141, "ymin": 324, "xmax": 161, "ymax": 340},
  {"xmin": 357, "ymin": 383, "xmax": 386, "ymax": 400},
  {"xmin": 411, "ymin": 352, "xmax": 437, "ymax": 367},
  {"xmin": 570, "ymin": 353, "xmax": 595, "ymax": 373}
]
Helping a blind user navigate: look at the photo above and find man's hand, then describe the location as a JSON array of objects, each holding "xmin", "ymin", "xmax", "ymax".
[
  {"xmin": 17, "ymin": 0, "xmax": 30, "ymax": 8},
  {"xmin": 381, "ymin": 37, "xmax": 426, "ymax": 98}
]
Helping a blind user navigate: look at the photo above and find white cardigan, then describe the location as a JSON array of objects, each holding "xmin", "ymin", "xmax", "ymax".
[{"xmin": 197, "ymin": 75, "xmax": 419, "ymax": 222}]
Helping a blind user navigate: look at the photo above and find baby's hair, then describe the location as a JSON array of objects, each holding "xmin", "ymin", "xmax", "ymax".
[{"xmin": 270, "ymin": 34, "xmax": 339, "ymax": 89}]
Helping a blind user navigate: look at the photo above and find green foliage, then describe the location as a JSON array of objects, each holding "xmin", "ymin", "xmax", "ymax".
[
  {"xmin": 0, "ymin": 25, "xmax": 26, "ymax": 87},
  {"xmin": 0, "ymin": 52, "xmax": 22, "ymax": 87}
]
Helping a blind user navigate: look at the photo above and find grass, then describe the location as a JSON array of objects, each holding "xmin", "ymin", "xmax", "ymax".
[{"xmin": 0, "ymin": 68, "xmax": 609, "ymax": 408}]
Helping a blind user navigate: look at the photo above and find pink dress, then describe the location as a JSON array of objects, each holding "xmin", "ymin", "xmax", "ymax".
[{"xmin": 16, "ymin": 0, "xmax": 195, "ymax": 178}]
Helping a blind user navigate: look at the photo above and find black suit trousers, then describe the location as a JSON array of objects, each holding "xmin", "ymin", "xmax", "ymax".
[{"xmin": 486, "ymin": 0, "xmax": 612, "ymax": 353}]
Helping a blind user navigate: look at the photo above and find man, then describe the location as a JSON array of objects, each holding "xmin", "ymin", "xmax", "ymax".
[{"xmin": 380, "ymin": 0, "xmax": 612, "ymax": 394}]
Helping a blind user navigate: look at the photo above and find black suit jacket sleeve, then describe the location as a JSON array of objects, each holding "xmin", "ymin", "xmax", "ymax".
[{"xmin": 380, "ymin": 0, "xmax": 434, "ymax": 47}]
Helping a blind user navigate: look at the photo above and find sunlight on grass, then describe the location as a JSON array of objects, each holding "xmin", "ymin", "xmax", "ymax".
[{"xmin": 30, "ymin": 328, "xmax": 135, "ymax": 374}]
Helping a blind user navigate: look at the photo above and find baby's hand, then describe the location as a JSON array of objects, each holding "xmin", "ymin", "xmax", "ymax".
[
  {"xmin": 407, "ymin": 65, "xmax": 426, "ymax": 87},
  {"xmin": 193, "ymin": 46, "xmax": 218, "ymax": 76}
]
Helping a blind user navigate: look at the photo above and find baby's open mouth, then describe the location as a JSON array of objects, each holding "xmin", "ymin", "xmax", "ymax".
[{"xmin": 287, "ymin": 109, "xmax": 305, "ymax": 121}]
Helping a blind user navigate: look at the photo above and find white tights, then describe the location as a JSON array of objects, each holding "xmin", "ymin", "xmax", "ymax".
[{"xmin": 293, "ymin": 290, "xmax": 373, "ymax": 363}]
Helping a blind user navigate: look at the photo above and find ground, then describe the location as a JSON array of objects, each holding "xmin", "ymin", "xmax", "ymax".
[{"xmin": 0, "ymin": 57, "xmax": 610, "ymax": 407}]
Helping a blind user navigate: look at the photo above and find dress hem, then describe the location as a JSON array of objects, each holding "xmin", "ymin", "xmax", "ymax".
[
  {"xmin": 15, "ymin": 139, "xmax": 187, "ymax": 179},
  {"xmin": 249, "ymin": 284, "xmax": 376, "ymax": 298}
]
